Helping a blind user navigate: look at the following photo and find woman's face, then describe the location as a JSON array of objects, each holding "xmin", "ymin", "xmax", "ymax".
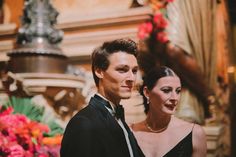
[{"xmin": 144, "ymin": 76, "xmax": 181, "ymax": 115}]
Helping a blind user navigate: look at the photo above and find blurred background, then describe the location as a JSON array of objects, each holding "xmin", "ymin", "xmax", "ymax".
[{"xmin": 0, "ymin": 0, "xmax": 235, "ymax": 156}]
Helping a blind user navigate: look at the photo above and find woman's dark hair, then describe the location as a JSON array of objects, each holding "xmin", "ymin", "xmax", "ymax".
[
  {"xmin": 91, "ymin": 38, "xmax": 137, "ymax": 87},
  {"xmin": 140, "ymin": 66, "xmax": 177, "ymax": 113}
]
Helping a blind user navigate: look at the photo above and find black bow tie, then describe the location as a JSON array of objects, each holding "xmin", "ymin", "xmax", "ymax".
[{"xmin": 114, "ymin": 105, "xmax": 125, "ymax": 120}]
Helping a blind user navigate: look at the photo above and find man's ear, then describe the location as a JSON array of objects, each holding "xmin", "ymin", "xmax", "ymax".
[{"xmin": 95, "ymin": 68, "xmax": 104, "ymax": 79}]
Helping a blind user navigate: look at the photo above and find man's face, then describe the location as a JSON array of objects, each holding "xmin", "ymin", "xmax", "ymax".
[{"xmin": 97, "ymin": 52, "xmax": 138, "ymax": 105}]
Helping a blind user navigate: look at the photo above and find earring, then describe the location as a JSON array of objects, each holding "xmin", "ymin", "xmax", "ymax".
[{"xmin": 146, "ymin": 97, "xmax": 150, "ymax": 104}]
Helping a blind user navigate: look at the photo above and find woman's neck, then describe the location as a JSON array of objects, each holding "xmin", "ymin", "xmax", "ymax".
[{"xmin": 145, "ymin": 111, "xmax": 171, "ymax": 132}]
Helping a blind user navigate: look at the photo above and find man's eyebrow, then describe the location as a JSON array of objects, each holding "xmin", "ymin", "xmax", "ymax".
[
  {"xmin": 116, "ymin": 64, "xmax": 128, "ymax": 67},
  {"xmin": 116, "ymin": 64, "xmax": 130, "ymax": 67},
  {"xmin": 132, "ymin": 66, "xmax": 139, "ymax": 69},
  {"xmin": 115, "ymin": 64, "xmax": 138, "ymax": 68}
]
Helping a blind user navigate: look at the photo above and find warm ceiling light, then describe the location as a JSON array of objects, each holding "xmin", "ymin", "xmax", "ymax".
[{"xmin": 227, "ymin": 66, "xmax": 235, "ymax": 73}]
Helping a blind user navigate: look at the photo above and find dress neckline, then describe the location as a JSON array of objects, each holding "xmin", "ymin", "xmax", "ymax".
[{"xmin": 162, "ymin": 131, "xmax": 192, "ymax": 157}]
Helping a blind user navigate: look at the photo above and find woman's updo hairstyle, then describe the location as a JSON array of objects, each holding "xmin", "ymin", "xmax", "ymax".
[{"xmin": 140, "ymin": 66, "xmax": 177, "ymax": 113}]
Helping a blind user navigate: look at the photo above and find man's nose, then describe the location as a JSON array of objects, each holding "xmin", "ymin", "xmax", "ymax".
[{"xmin": 127, "ymin": 71, "xmax": 136, "ymax": 81}]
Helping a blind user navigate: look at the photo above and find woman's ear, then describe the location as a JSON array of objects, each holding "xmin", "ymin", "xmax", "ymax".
[
  {"xmin": 95, "ymin": 68, "xmax": 104, "ymax": 79},
  {"xmin": 143, "ymin": 86, "xmax": 149, "ymax": 99}
]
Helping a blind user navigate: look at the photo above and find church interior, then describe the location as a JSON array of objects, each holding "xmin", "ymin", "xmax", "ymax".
[{"xmin": 0, "ymin": 0, "xmax": 235, "ymax": 156}]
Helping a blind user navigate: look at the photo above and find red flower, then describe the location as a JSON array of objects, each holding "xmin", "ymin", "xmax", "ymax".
[
  {"xmin": 0, "ymin": 107, "xmax": 61, "ymax": 157},
  {"xmin": 138, "ymin": 22, "xmax": 153, "ymax": 40},
  {"xmin": 153, "ymin": 13, "xmax": 168, "ymax": 29},
  {"xmin": 0, "ymin": 106, "xmax": 14, "ymax": 116},
  {"xmin": 137, "ymin": 0, "xmax": 174, "ymax": 46},
  {"xmin": 156, "ymin": 31, "xmax": 169, "ymax": 43}
]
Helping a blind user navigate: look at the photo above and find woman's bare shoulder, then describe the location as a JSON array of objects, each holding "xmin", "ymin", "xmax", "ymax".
[
  {"xmin": 172, "ymin": 117, "xmax": 204, "ymax": 137},
  {"xmin": 192, "ymin": 124, "xmax": 207, "ymax": 156},
  {"xmin": 192, "ymin": 123, "xmax": 206, "ymax": 138}
]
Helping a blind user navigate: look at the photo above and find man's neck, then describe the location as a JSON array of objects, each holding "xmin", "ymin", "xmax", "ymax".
[{"xmin": 96, "ymin": 93, "xmax": 119, "ymax": 108}]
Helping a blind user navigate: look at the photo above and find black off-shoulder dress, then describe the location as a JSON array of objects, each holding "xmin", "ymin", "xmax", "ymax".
[{"xmin": 163, "ymin": 131, "xmax": 193, "ymax": 157}]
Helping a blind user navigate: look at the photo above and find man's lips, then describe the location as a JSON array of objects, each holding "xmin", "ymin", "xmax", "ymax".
[{"xmin": 122, "ymin": 86, "xmax": 133, "ymax": 90}]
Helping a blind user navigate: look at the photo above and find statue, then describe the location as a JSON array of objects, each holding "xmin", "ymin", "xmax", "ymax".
[
  {"xmin": 7, "ymin": 0, "xmax": 67, "ymax": 74},
  {"xmin": 17, "ymin": 0, "xmax": 63, "ymax": 45}
]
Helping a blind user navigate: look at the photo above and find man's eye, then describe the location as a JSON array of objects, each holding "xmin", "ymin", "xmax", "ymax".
[
  {"xmin": 117, "ymin": 68, "xmax": 127, "ymax": 73},
  {"xmin": 132, "ymin": 69, "xmax": 138, "ymax": 74}
]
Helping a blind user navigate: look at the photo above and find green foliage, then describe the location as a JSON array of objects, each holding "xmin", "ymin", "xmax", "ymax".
[
  {"xmin": 4, "ymin": 96, "xmax": 44, "ymax": 121},
  {"xmin": 44, "ymin": 120, "xmax": 64, "ymax": 137}
]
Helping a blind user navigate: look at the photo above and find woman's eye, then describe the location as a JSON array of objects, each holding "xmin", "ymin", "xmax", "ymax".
[
  {"xmin": 162, "ymin": 88, "xmax": 171, "ymax": 93},
  {"xmin": 176, "ymin": 88, "xmax": 181, "ymax": 94}
]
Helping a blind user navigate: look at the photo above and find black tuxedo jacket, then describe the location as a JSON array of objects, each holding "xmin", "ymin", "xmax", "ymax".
[{"xmin": 60, "ymin": 95, "xmax": 145, "ymax": 157}]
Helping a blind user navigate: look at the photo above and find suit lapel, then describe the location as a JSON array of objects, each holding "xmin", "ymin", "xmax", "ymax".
[
  {"xmin": 89, "ymin": 95, "xmax": 144, "ymax": 157},
  {"xmin": 89, "ymin": 96, "xmax": 128, "ymax": 145}
]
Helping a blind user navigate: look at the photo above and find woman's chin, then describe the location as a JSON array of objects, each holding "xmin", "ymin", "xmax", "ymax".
[{"xmin": 163, "ymin": 108, "xmax": 175, "ymax": 115}]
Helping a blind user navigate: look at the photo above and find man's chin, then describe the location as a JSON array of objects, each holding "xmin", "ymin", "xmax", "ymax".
[{"xmin": 120, "ymin": 94, "xmax": 132, "ymax": 99}]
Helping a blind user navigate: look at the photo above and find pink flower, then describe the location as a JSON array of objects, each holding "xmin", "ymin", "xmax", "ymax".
[
  {"xmin": 2, "ymin": 129, "xmax": 17, "ymax": 142},
  {"xmin": 0, "ymin": 147, "xmax": 11, "ymax": 156},
  {"xmin": 166, "ymin": 0, "xmax": 174, "ymax": 2},
  {"xmin": 38, "ymin": 154, "xmax": 48, "ymax": 157},
  {"xmin": 0, "ymin": 114, "xmax": 29, "ymax": 129},
  {"xmin": 24, "ymin": 151, "xmax": 34, "ymax": 157},
  {"xmin": 8, "ymin": 144, "xmax": 25, "ymax": 157}
]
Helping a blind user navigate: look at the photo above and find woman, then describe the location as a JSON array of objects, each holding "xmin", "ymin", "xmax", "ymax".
[{"xmin": 130, "ymin": 66, "xmax": 207, "ymax": 157}]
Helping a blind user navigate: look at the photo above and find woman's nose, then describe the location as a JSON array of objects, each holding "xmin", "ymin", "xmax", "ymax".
[{"xmin": 170, "ymin": 92, "xmax": 178, "ymax": 100}]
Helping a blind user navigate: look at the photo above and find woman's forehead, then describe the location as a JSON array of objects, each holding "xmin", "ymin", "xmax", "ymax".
[{"xmin": 156, "ymin": 76, "xmax": 181, "ymax": 86}]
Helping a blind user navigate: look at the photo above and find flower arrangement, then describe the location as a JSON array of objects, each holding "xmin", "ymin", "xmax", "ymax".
[
  {"xmin": 0, "ymin": 97, "xmax": 63, "ymax": 157},
  {"xmin": 137, "ymin": 0, "xmax": 174, "ymax": 43}
]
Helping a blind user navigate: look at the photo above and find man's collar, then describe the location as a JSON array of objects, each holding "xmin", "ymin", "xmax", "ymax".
[
  {"xmin": 95, "ymin": 93, "xmax": 115, "ymax": 111},
  {"xmin": 94, "ymin": 94, "xmax": 124, "ymax": 120}
]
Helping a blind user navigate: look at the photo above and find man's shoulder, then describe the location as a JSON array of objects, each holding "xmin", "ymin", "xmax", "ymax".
[
  {"xmin": 72, "ymin": 103, "xmax": 96, "ymax": 119},
  {"xmin": 65, "ymin": 106, "xmax": 97, "ymax": 127},
  {"xmin": 65, "ymin": 97, "xmax": 106, "ymax": 126}
]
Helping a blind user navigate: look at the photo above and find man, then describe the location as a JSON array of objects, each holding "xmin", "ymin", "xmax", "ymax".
[{"xmin": 60, "ymin": 38, "xmax": 145, "ymax": 157}]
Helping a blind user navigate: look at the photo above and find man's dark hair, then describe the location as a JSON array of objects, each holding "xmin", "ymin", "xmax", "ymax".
[{"xmin": 91, "ymin": 38, "xmax": 137, "ymax": 87}]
